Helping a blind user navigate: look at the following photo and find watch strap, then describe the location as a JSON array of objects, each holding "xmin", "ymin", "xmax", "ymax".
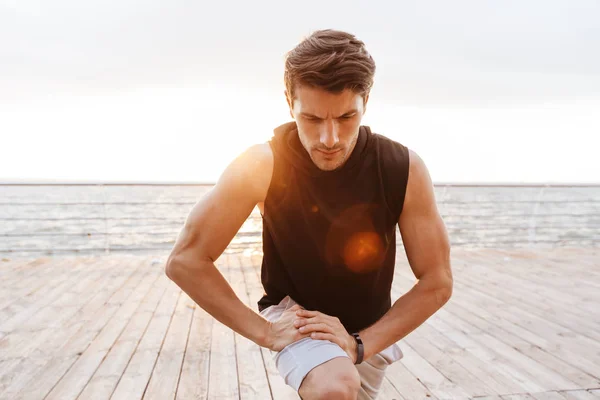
[{"xmin": 351, "ymin": 333, "xmax": 364, "ymax": 364}]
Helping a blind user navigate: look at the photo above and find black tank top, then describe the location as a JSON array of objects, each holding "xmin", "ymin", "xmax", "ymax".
[{"xmin": 258, "ymin": 121, "xmax": 410, "ymax": 333}]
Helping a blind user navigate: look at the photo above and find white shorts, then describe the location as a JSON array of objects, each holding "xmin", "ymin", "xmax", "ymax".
[{"xmin": 260, "ymin": 296, "xmax": 404, "ymax": 399}]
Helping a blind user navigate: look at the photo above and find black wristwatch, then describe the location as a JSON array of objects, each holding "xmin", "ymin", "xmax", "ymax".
[{"xmin": 351, "ymin": 333, "xmax": 364, "ymax": 364}]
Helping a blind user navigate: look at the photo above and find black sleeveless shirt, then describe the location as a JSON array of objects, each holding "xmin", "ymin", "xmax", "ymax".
[{"xmin": 258, "ymin": 121, "xmax": 410, "ymax": 333}]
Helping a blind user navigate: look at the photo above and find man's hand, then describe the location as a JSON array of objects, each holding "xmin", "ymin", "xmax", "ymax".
[
  {"xmin": 266, "ymin": 304, "xmax": 312, "ymax": 352},
  {"xmin": 293, "ymin": 309, "xmax": 358, "ymax": 363}
]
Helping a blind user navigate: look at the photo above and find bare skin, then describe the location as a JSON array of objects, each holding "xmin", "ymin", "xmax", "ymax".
[{"xmin": 166, "ymin": 85, "xmax": 452, "ymax": 399}]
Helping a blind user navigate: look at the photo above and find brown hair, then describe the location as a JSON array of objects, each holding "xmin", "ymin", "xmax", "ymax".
[{"xmin": 284, "ymin": 29, "xmax": 376, "ymax": 106}]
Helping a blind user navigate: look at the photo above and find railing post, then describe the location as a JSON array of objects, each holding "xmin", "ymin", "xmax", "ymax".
[
  {"xmin": 100, "ymin": 183, "xmax": 110, "ymax": 254},
  {"xmin": 528, "ymin": 185, "xmax": 547, "ymax": 246},
  {"xmin": 438, "ymin": 184, "xmax": 449, "ymax": 215}
]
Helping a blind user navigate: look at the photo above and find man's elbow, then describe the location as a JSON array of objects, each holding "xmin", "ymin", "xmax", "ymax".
[
  {"xmin": 165, "ymin": 254, "xmax": 181, "ymax": 282},
  {"xmin": 165, "ymin": 252, "xmax": 213, "ymax": 284},
  {"xmin": 165, "ymin": 253, "xmax": 192, "ymax": 283},
  {"xmin": 435, "ymin": 280, "xmax": 453, "ymax": 307},
  {"xmin": 434, "ymin": 267, "xmax": 453, "ymax": 307}
]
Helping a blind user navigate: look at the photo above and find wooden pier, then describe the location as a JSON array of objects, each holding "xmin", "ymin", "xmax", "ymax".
[{"xmin": 0, "ymin": 248, "xmax": 599, "ymax": 399}]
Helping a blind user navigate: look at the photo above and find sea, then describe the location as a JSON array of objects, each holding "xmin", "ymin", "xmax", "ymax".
[{"xmin": 1, "ymin": 184, "xmax": 598, "ymax": 258}]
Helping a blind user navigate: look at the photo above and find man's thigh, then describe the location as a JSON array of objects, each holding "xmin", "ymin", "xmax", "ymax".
[
  {"xmin": 274, "ymin": 336, "xmax": 391, "ymax": 399},
  {"xmin": 273, "ymin": 335, "xmax": 350, "ymax": 391}
]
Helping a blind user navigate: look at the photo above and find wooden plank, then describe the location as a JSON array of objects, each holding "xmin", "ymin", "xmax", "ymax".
[
  {"xmin": 143, "ymin": 290, "xmax": 195, "ymax": 400},
  {"xmin": 463, "ymin": 291, "xmax": 600, "ymax": 377},
  {"xmin": 110, "ymin": 277, "xmax": 181, "ymax": 400},
  {"xmin": 230, "ymin": 253, "xmax": 272, "ymax": 400},
  {"xmin": 455, "ymin": 255, "xmax": 600, "ymax": 342},
  {"xmin": 393, "ymin": 269, "xmax": 599, "ymax": 390},
  {"xmin": 1, "ymin": 258, "xmax": 140, "ymax": 361},
  {"xmin": 0, "ymin": 258, "xmax": 60, "ymax": 312},
  {"xmin": 532, "ymin": 392, "xmax": 569, "ymax": 400},
  {"xmin": 384, "ymin": 360, "xmax": 438, "ymax": 400},
  {"xmin": 0, "ymin": 257, "xmax": 94, "ymax": 332},
  {"xmin": 442, "ymin": 295, "xmax": 600, "ymax": 389},
  {"xmin": 560, "ymin": 391, "xmax": 600, "ymax": 400},
  {"xmin": 403, "ymin": 334, "xmax": 498, "ymax": 397},
  {"xmin": 14, "ymin": 257, "xmax": 119, "ymax": 332},
  {"xmin": 76, "ymin": 271, "xmax": 169, "ymax": 400},
  {"xmin": 176, "ymin": 302, "xmax": 213, "ymax": 399},
  {"xmin": 9, "ymin": 356, "xmax": 79, "ymax": 400},
  {"xmin": 446, "ymin": 313, "xmax": 579, "ymax": 391},
  {"xmin": 1, "ymin": 259, "xmax": 130, "ymax": 345},
  {"xmin": 0, "ymin": 257, "xmax": 53, "ymax": 284},
  {"xmin": 501, "ymin": 395, "xmax": 537, "ymax": 400},
  {"xmin": 246, "ymin": 251, "xmax": 301, "ymax": 400},
  {"xmin": 0, "ymin": 258, "xmax": 148, "ymax": 399},
  {"xmin": 426, "ymin": 317, "xmax": 545, "ymax": 394},
  {"xmin": 394, "ymin": 248, "xmax": 600, "ymax": 392},
  {"xmin": 420, "ymin": 324, "xmax": 526, "ymax": 394},
  {"xmin": 110, "ymin": 349, "xmax": 162, "ymax": 400},
  {"xmin": 397, "ymin": 341, "xmax": 470, "ymax": 399},
  {"xmin": 207, "ymin": 254, "xmax": 240, "ymax": 399},
  {"xmin": 390, "ymin": 283, "xmax": 527, "ymax": 395},
  {"xmin": 472, "ymin": 251, "xmax": 599, "ymax": 317},
  {"xmin": 3, "ymin": 247, "xmax": 595, "ymax": 400},
  {"xmin": 42, "ymin": 263, "xmax": 160, "ymax": 400},
  {"xmin": 0, "ymin": 359, "xmax": 26, "ymax": 392},
  {"xmin": 378, "ymin": 377, "xmax": 405, "ymax": 400},
  {"xmin": 488, "ymin": 250, "xmax": 598, "ymax": 294}
]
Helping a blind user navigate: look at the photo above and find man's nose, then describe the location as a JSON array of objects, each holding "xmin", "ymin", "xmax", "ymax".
[{"xmin": 319, "ymin": 120, "xmax": 339, "ymax": 148}]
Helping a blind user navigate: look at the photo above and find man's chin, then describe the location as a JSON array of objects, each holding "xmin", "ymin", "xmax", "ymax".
[
  {"xmin": 313, "ymin": 158, "xmax": 344, "ymax": 171},
  {"xmin": 309, "ymin": 149, "xmax": 348, "ymax": 171}
]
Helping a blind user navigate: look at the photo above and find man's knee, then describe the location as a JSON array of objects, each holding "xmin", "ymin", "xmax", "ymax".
[{"xmin": 299, "ymin": 357, "xmax": 361, "ymax": 400}]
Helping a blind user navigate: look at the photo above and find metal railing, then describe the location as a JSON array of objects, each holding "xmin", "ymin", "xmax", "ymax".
[{"xmin": 1, "ymin": 183, "xmax": 598, "ymax": 257}]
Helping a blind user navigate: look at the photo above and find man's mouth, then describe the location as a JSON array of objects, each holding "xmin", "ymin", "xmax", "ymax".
[{"xmin": 317, "ymin": 149, "xmax": 342, "ymax": 156}]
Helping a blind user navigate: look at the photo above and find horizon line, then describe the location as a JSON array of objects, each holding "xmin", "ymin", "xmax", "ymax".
[{"xmin": 1, "ymin": 179, "xmax": 599, "ymax": 187}]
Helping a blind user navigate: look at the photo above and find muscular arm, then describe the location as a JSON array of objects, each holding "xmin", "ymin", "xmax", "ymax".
[
  {"xmin": 165, "ymin": 143, "xmax": 273, "ymax": 348},
  {"xmin": 359, "ymin": 149, "xmax": 453, "ymax": 360}
]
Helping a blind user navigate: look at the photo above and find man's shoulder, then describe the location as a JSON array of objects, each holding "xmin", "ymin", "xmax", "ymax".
[
  {"xmin": 369, "ymin": 130, "xmax": 407, "ymax": 150},
  {"xmin": 245, "ymin": 142, "xmax": 274, "ymax": 164},
  {"xmin": 233, "ymin": 142, "xmax": 274, "ymax": 202},
  {"xmin": 366, "ymin": 130, "xmax": 411, "ymax": 218},
  {"xmin": 368, "ymin": 131, "xmax": 410, "ymax": 170}
]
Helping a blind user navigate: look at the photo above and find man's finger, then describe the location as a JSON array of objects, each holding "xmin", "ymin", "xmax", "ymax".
[
  {"xmin": 298, "ymin": 322, "xmax": 332, "ymax": 334},
  {"xmin": 293, "ymin": 330, "xmax": 312, "ymax": 341},
  {"xmin": 296, "ymin": 309, "xmax": 341, "ymax": 324},
  {"xmin": 309, "ymin": 332, "xmax": 341, "ymax": 347},
  {"xmin": 294, "ymin": 316, "xmax": 319, "ymax": 327},
  {"xmin": 296, "ymin": 309, "xmax": 320, "ymax": 317}
]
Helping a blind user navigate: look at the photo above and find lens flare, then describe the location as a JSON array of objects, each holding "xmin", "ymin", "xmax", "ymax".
[{"xmin": 342, "ymin": 231, "xmax": 385, "ymax": 273}]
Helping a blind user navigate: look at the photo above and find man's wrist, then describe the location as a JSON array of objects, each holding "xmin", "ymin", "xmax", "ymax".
[
  {"xmin": 256, "ymin": 319, "xmax": 274, "ymax": 350},
  {"xmin": 357, "ymin": 329, "xmax": 377, "ymax": 361},
  {"xmin": 351, "ymin": 332, "xmax": 364, "ymax": 364},
  {"xmin": 348, "ymin": 334, "xmax": 358, "ymax": 363}
]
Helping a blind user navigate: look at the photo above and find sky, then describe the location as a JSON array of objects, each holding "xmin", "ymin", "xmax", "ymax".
[{"xmin": 1, "ymin": 0, "xmax": 599, "ymax": 184}]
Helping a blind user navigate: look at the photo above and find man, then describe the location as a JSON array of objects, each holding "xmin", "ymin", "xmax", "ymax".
[{"xmin": 166, "ymin": 29, "xmax": 452, "ymax": 400}]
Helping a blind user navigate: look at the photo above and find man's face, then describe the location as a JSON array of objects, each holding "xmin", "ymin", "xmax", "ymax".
[{"xmin": 287, "ymin": 85, "xmax": 367, "ymax": 171}]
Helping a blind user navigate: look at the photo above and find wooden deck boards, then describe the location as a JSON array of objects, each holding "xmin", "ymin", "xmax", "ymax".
[{"xmin": 0, "ymin": 248, "xmax": 598, "ymax": 400}]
